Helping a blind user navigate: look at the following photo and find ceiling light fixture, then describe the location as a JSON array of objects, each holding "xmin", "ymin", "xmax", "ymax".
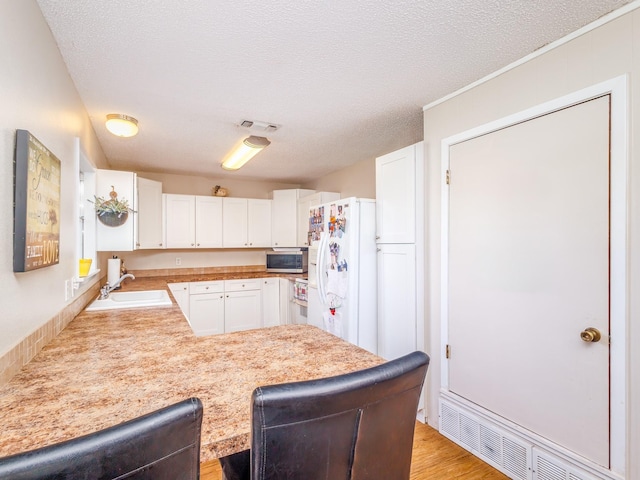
[
  {"xmin": 221, "ymin": 135, "xmax": 271, "ymax": 171},
  {"xmin": 105, "ymin": 114, "xmax": 139, "ymax": 137}
]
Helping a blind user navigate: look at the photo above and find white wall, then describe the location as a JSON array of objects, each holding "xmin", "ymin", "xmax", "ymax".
[
  {"xmin": 423, "ymin": 5, "xmax": 640, "ymax": 477},
  {"xmin": 0, "ymin": 1, "xmax": 107, "ymax": 357}
]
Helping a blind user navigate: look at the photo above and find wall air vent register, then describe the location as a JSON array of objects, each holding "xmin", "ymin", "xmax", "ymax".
[{"xmin": 439, "ymin": 399, "xmax": 610, "ymax": 480}]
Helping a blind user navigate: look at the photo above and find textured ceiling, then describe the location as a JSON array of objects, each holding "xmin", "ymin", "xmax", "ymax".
[{"xmin": 36, "ymin": 0, "xmax": 631, "ymax": 184}]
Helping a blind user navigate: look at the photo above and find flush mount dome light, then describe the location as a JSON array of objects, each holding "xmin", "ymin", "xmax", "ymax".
[
  {"xmin": 221, "ymin": 135, "xmax": 271, "ymax": 171},
  {"xmin": 105, "ymin": 114, "xmax": 139, "ymax": 137}
]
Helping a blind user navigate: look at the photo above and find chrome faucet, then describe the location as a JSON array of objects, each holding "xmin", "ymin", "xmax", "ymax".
[{"xmin": 99, "ymin": 273, "xmax": 136, "ymax": 299}]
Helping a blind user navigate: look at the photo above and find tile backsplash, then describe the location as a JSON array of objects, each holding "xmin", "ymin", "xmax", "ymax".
[{"xmin": 0, "ymin": 282, "xmax": 100, "ymax": 387}]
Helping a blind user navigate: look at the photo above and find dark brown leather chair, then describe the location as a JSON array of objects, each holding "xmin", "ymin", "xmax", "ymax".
[
  {"xmin": 0, "ymin": 397, "xmax": 203, "ymax": 480},
  {"xmin": 220, "ymin": 351, "xmax": 429, "ymax": 480}
]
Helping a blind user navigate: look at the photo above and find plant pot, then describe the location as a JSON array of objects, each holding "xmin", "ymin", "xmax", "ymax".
[{"xmin": 98, "ymin": 211, "xmax": 129, "ymax": 227}]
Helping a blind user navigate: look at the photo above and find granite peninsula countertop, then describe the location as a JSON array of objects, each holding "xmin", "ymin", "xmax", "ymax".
[{"xmin": 0, "ymin": 275, "xmax": 380, "ymax": 463}]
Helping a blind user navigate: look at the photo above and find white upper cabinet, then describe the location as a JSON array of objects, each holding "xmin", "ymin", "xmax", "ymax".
[
  {"xmin": 271, "ymin": 189, "xmax": 315, "ymax": 247},
  {"xmin": 248, "ymin": 199, "xmax": 272, "ymax": 247},
  {"xmin": 164, "ymin": 194, "xmax": 223, "ymax": 248},
  {"xmin": 136, "ymin": 177, "xmax": 163, "ymax": 249},
  {"xmin": 96, "ymin": 169, "xmax": 137, "ymax": 252},
  {"xmin": 222, "ymin": 198, "xmax": 248, "ymax": 247},
  {"xmin": 296, "ymin": 191, "xmax": 340, "ymax": 247},
  {"xmin": 164, "ymin": 194, "xmax": 196, "ymax": 248},
  {"xmin": 195, "ymin": 196, "xmax": 223, "ymax": 248},
  {"xmin": 375, "ymin": 144, "xmax": 418, "ymax": 243},
  {"xmin": 223, "ymin": 198, "xmax": 272, "ymax": 247}
]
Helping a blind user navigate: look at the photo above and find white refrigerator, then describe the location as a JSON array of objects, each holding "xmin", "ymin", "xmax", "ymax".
[{"xmin": 307, "ymin": 197, "xmax": 377, "ymax": 354}]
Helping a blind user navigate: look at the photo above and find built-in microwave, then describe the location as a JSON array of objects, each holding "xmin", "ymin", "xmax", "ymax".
[{"xmin": 266, "ymin": 250, "xmax": 308, "ymax": 273}]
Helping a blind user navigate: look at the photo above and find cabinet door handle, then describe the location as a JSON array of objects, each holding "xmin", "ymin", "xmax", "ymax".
[{"xmin": 197, "ymin": 243, "xmax": 200, "ymax": 246}]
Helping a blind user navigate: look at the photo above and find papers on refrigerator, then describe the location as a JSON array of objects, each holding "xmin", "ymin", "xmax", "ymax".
[
  {"xmin": 323, "ymin": 311, "xmax": 344, "ymax": 338},
  {"xmin": 326, "ymin": 269, "xmax": 348, "ymax": 298}
]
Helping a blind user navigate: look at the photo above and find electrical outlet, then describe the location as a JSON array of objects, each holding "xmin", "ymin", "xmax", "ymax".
[
  {"xmin": 70, "ymin": 277, "xmax": 77, "ymax": 298},
  {"xmin": 175, "ymin": 257, "xmax": 181, "ymax": 266}
]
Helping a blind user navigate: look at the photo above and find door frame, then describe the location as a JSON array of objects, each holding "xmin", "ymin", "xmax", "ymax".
[{"xmin": 439, "ymin": 75, "xmax": 628, "ymax": 474}]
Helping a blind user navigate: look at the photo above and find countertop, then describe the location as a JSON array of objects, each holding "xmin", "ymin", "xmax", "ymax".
[
  {"xmin": 130, "ymin": 270, "xmax": 307, "ymax": 285},
  {"xmin": 0, "ymin": 275, "xmax": 380, "ymax": 462}
]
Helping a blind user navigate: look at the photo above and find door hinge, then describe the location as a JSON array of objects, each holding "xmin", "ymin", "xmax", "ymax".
[
  {"xmin": 445, "ymin": 169, "xmax": 451, "ymax": 185},
  {"xmin": 445, "ymin": 344, "xmax": 451, "ymax": 359}
]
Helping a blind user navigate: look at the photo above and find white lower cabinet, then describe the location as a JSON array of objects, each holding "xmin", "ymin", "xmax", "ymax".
[
  {"xmin": 224, "ymin": 279, "xmax": 262, "ymax": 332},
  {"xmin": 262, "ymin": 278, "xmax": 280, "ymax": 327},
  {"xmin": 168, "ymin": 283, "xmax": 190, "ymax": 318},
  {"xmin": 377, "ymin": 244, "xmax": 417, "ymax": 360},
  {"xmin": 278, "ymin": 278, "xmax": 290, "ymax": 325},
  {"xmin": 224, "ymin": 290, "xmax": 262, "ymax": 332},
  {"xmin": 188, "ymin": 281, "xmax": 225, "ymax": 336},
  {"xmin": 175, "ymin": 277, "xmax": 282, "ymax": 335}
]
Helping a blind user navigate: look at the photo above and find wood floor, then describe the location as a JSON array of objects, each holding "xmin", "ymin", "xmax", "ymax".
[{"xmin": 200, "ymin": 421, "xmax": 508, "ymax": 479}]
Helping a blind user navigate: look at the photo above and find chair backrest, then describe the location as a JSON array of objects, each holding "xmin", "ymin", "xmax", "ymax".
[
  {"xmin": 251, "ymin": 351, "xmax": 429, "ymax": 480},
  {"xmin": 0, "ymin": 397, "xmax": 203, "ymax": 480}
]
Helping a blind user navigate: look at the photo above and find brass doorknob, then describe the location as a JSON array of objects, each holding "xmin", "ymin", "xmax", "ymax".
[{"xmin": 580, "ymin": 327, "xmax": 601, "ymax": 343}]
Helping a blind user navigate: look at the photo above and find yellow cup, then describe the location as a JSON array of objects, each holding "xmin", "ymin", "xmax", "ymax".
[{"xmin": 79, "ymin": 258, "xmax": 92, "ymax": 277}]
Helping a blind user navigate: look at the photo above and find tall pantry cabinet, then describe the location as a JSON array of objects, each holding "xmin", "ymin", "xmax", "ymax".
[{"xmin": 375, "ymin": 142, "xmax": 424, "ymax": 361}]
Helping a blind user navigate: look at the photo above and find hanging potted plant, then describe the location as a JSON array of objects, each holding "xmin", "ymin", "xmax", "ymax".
[{"xmin": 90, "ymin": 186, "xmax": 135, "ymax": 227}]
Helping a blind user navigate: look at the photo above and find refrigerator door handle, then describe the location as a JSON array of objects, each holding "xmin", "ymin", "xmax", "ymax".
[{"xmin": 317, "ymin": 233, "xmax": 328, "ymax": 304}]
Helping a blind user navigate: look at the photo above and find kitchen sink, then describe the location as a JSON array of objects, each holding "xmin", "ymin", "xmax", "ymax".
[{"xmin": 85, "ymin": 290, "xmax": 173, "ymax": 311}]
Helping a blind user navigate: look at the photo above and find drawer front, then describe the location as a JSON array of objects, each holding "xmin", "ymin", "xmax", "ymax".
[
  {"xmin": 224, "ymin": 278, "xmax": 261, "ymax": 292},
  {"xmin": 189, "ymin": 281, "xmax": 224, "ymax": 294},
  {"xmin": 168, "ymin": 282, "xmax": 189, "ymax": 294}
]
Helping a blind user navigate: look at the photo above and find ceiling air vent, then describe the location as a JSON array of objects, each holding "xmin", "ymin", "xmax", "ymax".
[{"xmin": 239, "ymin": 119, "xmax": 280, "ymax": 133}]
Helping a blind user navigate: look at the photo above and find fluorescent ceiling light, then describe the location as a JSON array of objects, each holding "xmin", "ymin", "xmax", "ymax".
[
  {"xmin": 105, "ymin": 114, "xmax": 139, "ymax": 137},
  {"xmin": 221, "ymin": 136, "xmax": 271, "ymax": 171}
]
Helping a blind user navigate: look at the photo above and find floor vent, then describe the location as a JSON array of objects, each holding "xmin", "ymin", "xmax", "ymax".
[
  {"xmin": 460, "ymin": 412, "xmax": 480, "ymax": 450},
  {"xmin": 440, "ymin": 401, "xmax": 459, "ymax": 439},
  {"xmin": 440, "ymin": 398, "xmax": 612, "ymax": 480},
  {"xmin": 533, "ymin": 450, "xmax": 603, "ymax": 480},
  {"xmin": 536, "ymin": 455, "xmax": 566, "ymax": 480},
  {"xmin": 439, "ymin": 399, "xmax": 530, "ymax": 480},
  {"xmin": 504, "ymin": 437, "xmax": 529, "ymax": 480}
]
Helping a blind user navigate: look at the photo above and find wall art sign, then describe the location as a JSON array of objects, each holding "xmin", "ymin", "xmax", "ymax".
[{"xmin": 13, "ymin": 130, "xmax": 61, "ymax": 272}]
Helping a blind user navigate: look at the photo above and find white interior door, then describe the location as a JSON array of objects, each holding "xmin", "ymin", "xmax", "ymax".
[{"xmin": 447, "ymin": 95, "xmax": 610, "ymax": 467}]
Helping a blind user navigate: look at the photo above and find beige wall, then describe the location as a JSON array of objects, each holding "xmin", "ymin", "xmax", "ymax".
[
  {"xmin": 0, "ymin": 1, "xmax": 107, "ymax": 358},
  {"xmin": 138, "ymin": 171, "xmax": 299, "ymax": 198},
  {"xmin": 303, "ymin": 157, "xmax": 376, "ymax": 199},
  {"xmin": 423, "ymin": 7, "xmax": 640, "ymax": 477}
]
